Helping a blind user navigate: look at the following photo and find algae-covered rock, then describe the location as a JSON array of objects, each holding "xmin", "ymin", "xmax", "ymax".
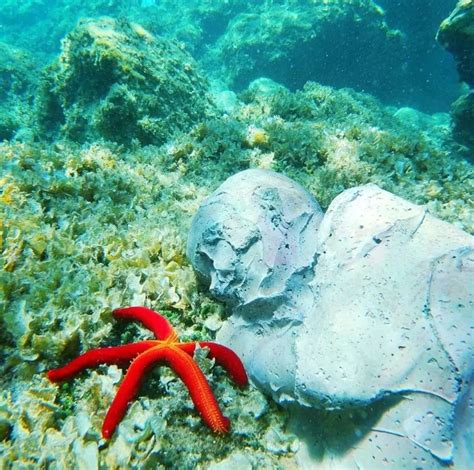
[
  {"xmin": 451, "ymin": 90, "xmax": 474, "ymax": 154},
  {"xmin": 437, "ymin": 0, "xmax": 474, "ymax": 88},
  {"xmin": 0, "ymin": 42, "xmax": 38, "ymax": 141},
  {"xmin": 212, "ymin": 0, "xmax": 405, "ymax": 102},
  {"xmin": 37, "ymin": 17, "xmax": 213, "ymax": 145},
  {"xmin": 0, "ymin": 0, "xmax": 460, "ymax": 112},
  {"xmin": 0, "ymin": 139, "xmax": 289, "ymax": 468},
  {"xmin": 437, "ymin": 0, "xmax": 474, "ymax": 157},
  {"xmin": 0, "ymin": 0, "xmax": 47, "ymax": 24}
]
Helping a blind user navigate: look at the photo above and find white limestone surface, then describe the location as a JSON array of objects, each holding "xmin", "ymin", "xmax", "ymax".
[{"xmin": 187, "ymin": 169, "xmax": 474, "ymax": 467}]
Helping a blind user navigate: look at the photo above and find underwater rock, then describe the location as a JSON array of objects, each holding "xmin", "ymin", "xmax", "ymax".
[
  {"xmin": 36, "ymin": 17, "xmax": 212, "ymax": 145},
  {"xmin": 438, "ymin": 1, "xmax": 474, "ymax": 157},
  {"xmin": 208, "ymin": 451, "xmax": 253, "ymax": 470},
  {"xmin": 451, "ymin": 90, "xmax": 474, "ymax": 155},
  {"xmin": 0, "ymin": 0, "xmax": 46, "ymax": 23},
  {"xmin": 437, "ymin": 0, "xmax": 474, "ymax": 88},
  {"xmin": 187, "ymin": 169, "xmax": 474, "ymax": 467},
  {"xmin": 212, "ymin": 1, "xmax": 406, "ymax": 103},
  {"xmin": 0, "ymin": 42, "xmax": 38, "ymax": 141}
]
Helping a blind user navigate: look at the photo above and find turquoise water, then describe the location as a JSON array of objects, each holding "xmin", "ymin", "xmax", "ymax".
[
  {"xmin": 0, "ymin": 1, "xmax": 472, "ymax": 468},
  {"xmin": 0, "ymin": 0, "xmax": 460, "ymax": 112}
]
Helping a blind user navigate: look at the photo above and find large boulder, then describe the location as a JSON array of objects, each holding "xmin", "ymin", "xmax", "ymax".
[
  {"xmin": 437, "ymin": 0, "xmax": 474, "ymax": 88},
  {"xmin": 437, "ymin": 0, "xmax": 474, "ymax": 157},
  {"xmin": 0, "ymin": 42, "xmax": 38, "ymax": 141},
  {"xmin": 212, "ymin": 1, "xmax": 406, "ymax": 104},
  {"xmin": 451, "ymin": 90, "xmax": 474, "ymax": 153},
  {"xmin": 187, "ymin": 169, "xmax": 474, "ymax": 468},
  {"xmin": 36, "ymin": 17, "xmax": 212, "ymax": 145}
]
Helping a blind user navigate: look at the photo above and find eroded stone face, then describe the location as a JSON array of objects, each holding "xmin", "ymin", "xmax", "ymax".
[
  {"xmin": 187, "ymin": 169, "xmax": 323, "ymax": 313},
  {"xmin": 187, "ymin": 169, "xmax": 474, "ymax": 467}
]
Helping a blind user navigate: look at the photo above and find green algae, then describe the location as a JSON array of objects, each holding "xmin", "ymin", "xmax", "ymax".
[
  {"xmin": 1, "ymin": 76, "xmax": 473, "ymax": 467},
  {"xmin": 438, "ymin": 0, "xmax": 474, "ymax": 157},
  {"xmin": 2, "ymin": 80, "xmax": 472, "ymax": 467},
  {"xmin": 162, "ymin": 80, "xmax": 474, "ymax": 232},
  {"xmin": 0, "ymin": 42, "xmax": 38, "ymax": 141},
  {"xmin": 36, "ymin": 17, "xmax": 213, "ymax": 145},
  {"xmin": 0, "ymin": 5, "xmax": 473, "ymax": 468},
  {"xmin": 0, "ymin": 140, "xmax": 291, "ymax": 468}
]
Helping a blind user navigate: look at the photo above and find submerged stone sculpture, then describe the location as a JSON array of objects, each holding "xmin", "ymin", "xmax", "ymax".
[{"xmin": 187, "ymin": 169, "xmax": 474, "ymax": 468}]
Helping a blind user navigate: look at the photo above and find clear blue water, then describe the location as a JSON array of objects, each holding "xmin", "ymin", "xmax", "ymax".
[
  {"xmin": 0, "ymin": 0, "xmax": 461, "ymax": 112},
  {"xmin": 0, "ymin": 1, "xmax": 472, "ymax": 468}
]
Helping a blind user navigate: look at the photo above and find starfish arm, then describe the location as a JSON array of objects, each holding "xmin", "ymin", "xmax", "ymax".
[
  {"xmin": 165, "ymin": 345, "xmax": 231, "ymax": 434},
  {"xmin": 101, "ymin": 346, "xmax": 163, "ymax": 439},
  {"xmin": 179, "ymin": 342, "xmax": 248, "ymax": 387},
  {"xmin": 113, "ymin": 307, "xmax": 177, "ymax": 341},
  {"xmin": 102, "ymin": 344, "xmax": 230, "ymax": 438},
  {"xmin": 47, "ymin": 341, "xmax": 155, "ymax": 382}
]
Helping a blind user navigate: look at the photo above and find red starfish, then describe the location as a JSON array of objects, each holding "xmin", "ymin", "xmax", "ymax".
[{"xmin": 47, "ymin": 307, "xmax": 248, "ymax": 439}]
